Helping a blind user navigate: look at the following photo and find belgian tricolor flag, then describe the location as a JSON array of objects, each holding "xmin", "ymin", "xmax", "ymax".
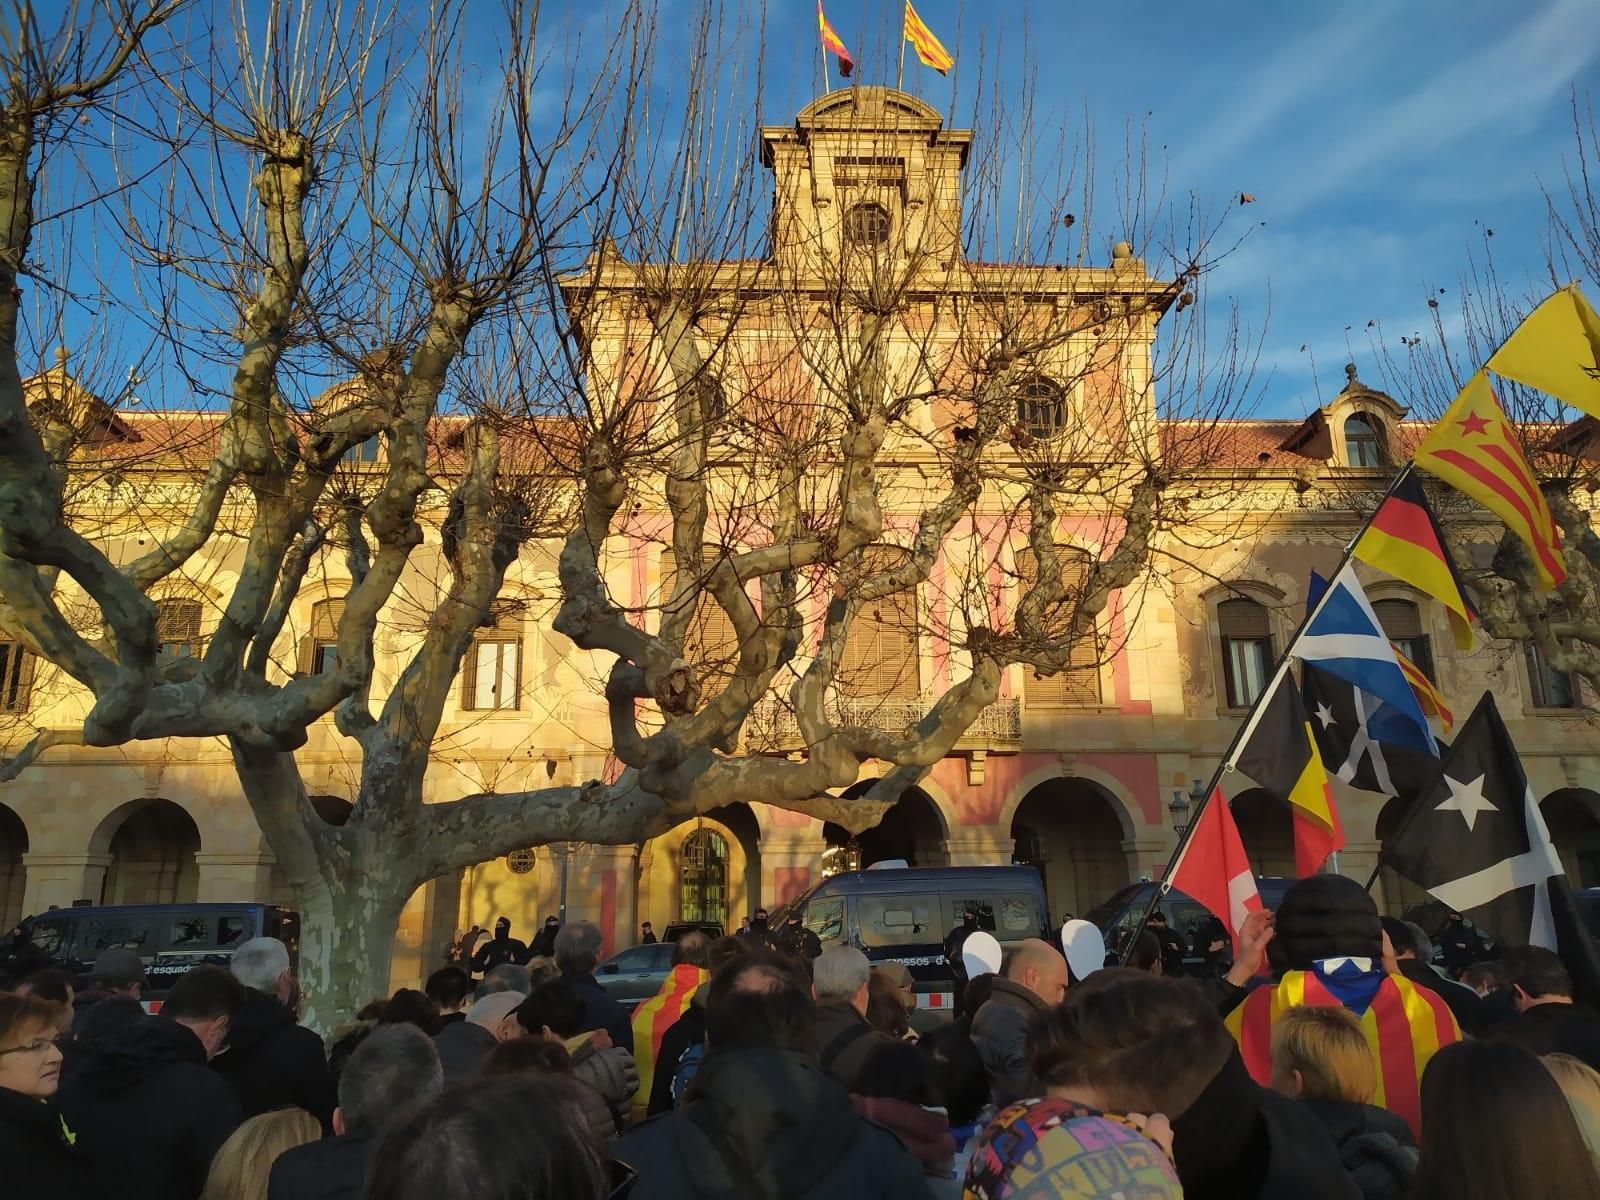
[
  {"xmin": 1353, "ymin": 469, "xmax": 1478, "ymax": 650},
  {"xmin": 1233, "ymin": 671, "xmax": 1344, "ymax": 875}
]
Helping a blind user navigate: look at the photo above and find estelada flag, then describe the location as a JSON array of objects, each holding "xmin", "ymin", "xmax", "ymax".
[
  {"xmin": 1167, "ymin": 786, "xmax": 1262, "ymax": 955},
  {"xmin": 1353, "ymin": 470, "xmax": 1478, "ymax": 650},
  {"xmin": 818, "ymin": 1, "xmax": 854, "ymax": 77},
  {"xmin": 1232, "ymin": 670, "xmax": 1344, "ymax": 876},
  {"xmin": 1415, "ymin": 371, "xmax": 1567, "ymax": 591},
  {"xmin": 903, "ymin": 1, "xmax": 954, "ymax": 73},
  {"xmin": 1487, "ymin": 285, "xmax": 1600, "ymax": 421}
]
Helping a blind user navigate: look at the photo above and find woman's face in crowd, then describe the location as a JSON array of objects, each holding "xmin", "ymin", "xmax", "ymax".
[{"xmin": 0, "ymin": 1024, "xmax": 64, "ymax": 1097}]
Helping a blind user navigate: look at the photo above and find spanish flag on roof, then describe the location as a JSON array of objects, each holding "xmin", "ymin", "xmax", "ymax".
[
  {"xmin": 1353, "ymin": 469, "xmax": 1478, "ymax": 651},
  {"xmin": 904, "ymin": 2, "xmax": 954, "ymax": 74}
]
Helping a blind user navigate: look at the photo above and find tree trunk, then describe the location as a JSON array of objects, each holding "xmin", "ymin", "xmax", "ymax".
[{"xmin": 293, "ymin": 868, "xmax": 410, "ymax": 1036}]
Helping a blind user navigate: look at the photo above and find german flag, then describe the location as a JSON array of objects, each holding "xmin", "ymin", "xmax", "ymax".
[
  {"xmin": 1415, "ymin": 371, "xmax": 1567, "ymax": 591},
  {"xmin": 903, "ymin": 2, "xmax": 954, "ymax": 74},
  {"xmin": 818, "ymin": 1, "xmax": 854, "ymax": 77},
  {"xmin": 1353, "ymin": 470, "xmax": 1478, "ymax": 650},
  {"xmin": 1231, "ymin": 670, "xmax": 1344, "ymax": 876},
  {"xmin": 1393, "ymin": 643, "xmax": 1453, "ymax": 730}
]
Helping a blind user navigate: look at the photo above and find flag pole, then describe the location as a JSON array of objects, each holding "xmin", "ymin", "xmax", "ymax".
[
  {"xmin": 819, "ymin": 24, "xmax": 831, "ymax": 95},
  {"xmin": 1116, "ymin": 462, "xmax": 1423, "ymax": 965},
  {"xmin": 897, "ymin": 17, "xmax": 907, "ymax": 91}
]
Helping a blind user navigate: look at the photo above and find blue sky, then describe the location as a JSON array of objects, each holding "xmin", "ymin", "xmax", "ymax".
[{"xmin": 731, "ymin": 0, "xmax": 1600, "ymax": 417}]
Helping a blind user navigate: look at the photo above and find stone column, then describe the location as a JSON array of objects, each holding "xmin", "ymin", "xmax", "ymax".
[
  {"xmin": 945, "ymin": 834, "xmax": 1009, "ymax": 868},
  {"xmin": 21, "ymin": 853, "xmax": 110, "ymax": 912},
  {"xmin": 194, "ymin": 852, "xmax": 277, "ymax": 902},
  {"xmin": 1122, "ymin": 836, "xmax": 1173, "ymax": 884}
]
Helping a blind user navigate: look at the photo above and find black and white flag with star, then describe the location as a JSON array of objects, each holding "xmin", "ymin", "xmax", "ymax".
[
  {"xmin": 1302, "ymin": 662, "xmax": 1440, "ymax": 800},
  {"xmin": 1384, "ymin": 691, "xmax": 1600, "ymax": 1001}
]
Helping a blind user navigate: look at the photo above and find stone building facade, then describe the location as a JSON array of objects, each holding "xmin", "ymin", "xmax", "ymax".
[{"xmin": 2, "ymin": 90, "xmax": 1596, "ymax": 991}]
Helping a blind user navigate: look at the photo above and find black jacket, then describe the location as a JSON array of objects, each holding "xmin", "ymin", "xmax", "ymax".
[
  {"xmin": 1171, "ymin": 1050, "xmax": 1360, "ymax": 1200},
  {"xmin": 433, "ymin": 1019, "xmax": 497, "ymax": 1084},
  {"xmin": 1396, "ymin": 959, "xmax": 1488, "ymax": 1035},
  {"xmin": 648, "ymin": 1002, "xmax": 706, "ymax": 1116},
  {"xmin": 56, "ymin": 1017, "xmax": 243, "ymax": 1200},
  {"xmin": 614, "ymin": 1046, "xmax": 930, "ymax": 1200},
  {"xmin": 1487, "ymin": 1000, "xmax": 1600, "ymax": 1070},
  {"xmin": 0, "ymin": 1086, "xmax": 94, "ymax": 1197},
  {"xmin": 969, "ymin": 977, "xmax": 1049, "ymax": 1106},
  {"xmin": 813, "ymin": 1001, "xmax": 896, "ymax": 1092},
  {"xmin": 1300, "ymin": 1100, "xmax": 1417, "ymax": 1200},
  {"xmin": 211, "ymin": 989, "xmax": 336, "ymax": 1130},
  {"xmin": 70, "ymin": 991, "xmax": 144, "ymax": 1050},
  {"xmin": 471, "ymin": 935, "xmax": 530, "ymax": 972},
  {"xmin": 562, "ymin": 970, "xmax": 635, "ymax": 1053},
  {"xmin": 267, "ymin": 1132, "xmax": 371, "ymax": 1200}
]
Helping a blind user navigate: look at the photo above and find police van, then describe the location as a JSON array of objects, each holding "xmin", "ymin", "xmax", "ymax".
[
  {"xmin": 6, "ymin": 902, "xmax": 300, "ymax": 999},
  {"xmin": 768, "ymin": 864, "xmax": 1050, "ymax": 1014}
]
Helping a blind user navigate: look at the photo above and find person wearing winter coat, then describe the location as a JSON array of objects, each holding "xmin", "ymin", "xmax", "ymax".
[
  {"xmin": 515, "ymin": 978, "xmax": 638, "ymax": 1136},
  {"xmin": 812, "ymin": 946, "xmax": 900, "ymax": 1091},
  {"xmin": 1488, "ymin": 945, "xmax": 1600, "ymax": 1071},
  {"xmin": 969, "ymin": 938, "xmax": 1068, "ymax": 1106},
  {"xmin": 1032, "ymin": 967, "xmax": 1359, "ymax": 1200},
  {"xmin": 432, "ymin": 991, "xmax": 523, "ymax": 1084},
  {"xmin": 613, "ymin": 951, "xmax": 930, "ymax": 1200},
  {"xmin": 57, "ymin": 964, "xmax": 247, "ymax": 1200},
  {"xmin": 629, "ymin": 933, "xmax": 709, "ymax": 1121},
  {"xmin": 479, "ymin": 1035, "xmax": 623, "ymax": 1145},
  {"xmin": 0, "ymin": 991, "xmax": 92, "ymax": 1197},
  {"xmin": 211, "ymin": 938, "xmax": 336, "ymax": 1131},
  {"xmin": 554, "ymin": 921, "xmax": 635, "ymax": 1053},
  {"xmin": 849, "ymin": 1039, "xmax": 957, "ymax": 1181},
  {"xmin": 1271, "ymin": 1004, "xmax": 1417, "ymax": 1200}
]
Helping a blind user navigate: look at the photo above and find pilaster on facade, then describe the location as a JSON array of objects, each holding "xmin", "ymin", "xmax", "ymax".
[{"xmin": 21, "ymin": 852, "xmax": 112, "ymax": 912}]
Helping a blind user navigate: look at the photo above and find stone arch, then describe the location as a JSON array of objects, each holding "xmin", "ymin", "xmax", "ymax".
[
  {"xmin": 996, "ymin": 762, "xmax": 1141, "ymax": 843},
  {"xmin": 0, "ymin": 803, "xmax": 26, "ymax": 930},
  {"xmin": 1008, "ymin": 777, "xmax": 1129, "ymax": 920},
  {"xmin": 1232, "ymin": 788, "xmax": 1295, "ymax": 880},
  {"xmin": 1375, "ymin": 794, "xmax": 1427, "ymax": 918},
  {"xmin": 639, "ymin": 805, "xmax": 759, "ymax": 930},
  {"xmin": 1544, "ymin": 789, "xmax": 1600, "ymax": 888},
  {"xmin": 824, "ymin": 783, "xmax": 948, "ymax": 869},
  {"xmin": 92, "ymin": 799, "xmax": 201, "ymax": 906}
]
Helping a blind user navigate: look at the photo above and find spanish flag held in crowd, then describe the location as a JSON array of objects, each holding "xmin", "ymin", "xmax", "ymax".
[
  {"xmin": 903, "ymin": 2, "xmax": 954, "ymax": 74},
  {"xmin": 1226, "ymin": 960, "xmax": 1461, "ymax": 1139},
  {"xmin": 818, "ymin": 1, "xmax": 854, "ymax": 77},
  {"xmin": 629, "ymin": 961, "xmax": 708, "ymax": 1123},
  {"xmin": 1353, "ymin": 470, "xmax": 1477, "ymax": 651},
  {"xmin": 1487, "ymin": 285, "xmax": 1600, "ymax": 422},
  {"xmin": 1414, "ymin": 371, "xmax": 1567, "ymax": 592},
  {"xmin": 1232, "ymin": 670, "xmax": 1344, "ymax": 876}
]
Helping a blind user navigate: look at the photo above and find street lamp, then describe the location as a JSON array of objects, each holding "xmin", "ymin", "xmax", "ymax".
[{"xmin": 1168, "ymin": 790, "xmax": 1190, "ymax": 836}]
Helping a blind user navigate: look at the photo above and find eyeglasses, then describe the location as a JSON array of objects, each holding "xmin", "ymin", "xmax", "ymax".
[{"xmin": 0, "ymin": 1036, "xmax": 63, "ymax": 1057}]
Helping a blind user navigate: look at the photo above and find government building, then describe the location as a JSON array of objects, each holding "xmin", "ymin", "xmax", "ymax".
[{"xmin": 2, "ymin": 90, "xmax": 1596, "ymax": 990}]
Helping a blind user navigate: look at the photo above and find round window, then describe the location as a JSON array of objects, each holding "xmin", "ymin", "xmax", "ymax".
[
  {"xmin": 843, "ymin": 201, "xmax": 892, "ymax": 247},
  {"xmin": 505, "ymin": 848, "xmax": 537, "ymax": 875}
]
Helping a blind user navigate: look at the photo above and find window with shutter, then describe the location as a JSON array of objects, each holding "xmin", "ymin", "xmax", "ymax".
[
  {"xmin": 839, "ymin": 549, "xmax": 920, "ymax": 699},
  {"xmin": 1218, "ymin": 596, "xmax": 1272, "ymax": 709},
  {"xmin": 1373, "ymin": 599, "xmax": 1433, "ymax": 679},
  {"xmin": 0, "ymin": 643, "xmax": 36, "ymax": 713},
  {"xmin": 299, "ymin": 599, "xmax": 345, "ymax": 676},
  {"xmin": 1015, "ymin": 547, "xmax": 1101, "ymax": 706},
  {"xmin": 460, "ymin": 603, "xmax": 524, "ymax": 712},
  {"xmin": 1524, "ymin": 642, "xmax": 1579, "ymax": 710},
  {"xmin": 156, "ymin": 599, "xmax": 204, "ymax": 658},
  {"xmin": 663, "ymin": 548, "xmax": 741, "ymax": 689}
]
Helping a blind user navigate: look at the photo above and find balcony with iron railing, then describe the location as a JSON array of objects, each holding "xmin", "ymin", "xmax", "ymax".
[{"xmin": 744, "ymin": 693, "xmax": 1022, "ymax": 754}]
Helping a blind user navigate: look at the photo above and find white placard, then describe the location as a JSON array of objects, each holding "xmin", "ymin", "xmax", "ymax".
[
  {"xmin": 1061, "ymin": 919, "xmax": 1106, "ymax": 982},
  {"xmin": 960, "ymin": 930, "xmax": 1003, "ymax": 979}
]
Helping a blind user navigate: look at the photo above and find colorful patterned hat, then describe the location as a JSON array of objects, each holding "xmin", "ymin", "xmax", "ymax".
[{"xmin": 963, "ymin": 1097, "xmax": 1183, "ymax": 1199}]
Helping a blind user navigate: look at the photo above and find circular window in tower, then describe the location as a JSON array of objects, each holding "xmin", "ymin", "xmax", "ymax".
[
  {"xmin": 843, "ymin": 201, "xmax": 892, "ymax": 247},
  {"xmin": 505, "ymin": 848, "xmax": 537, "ymax": 875}
]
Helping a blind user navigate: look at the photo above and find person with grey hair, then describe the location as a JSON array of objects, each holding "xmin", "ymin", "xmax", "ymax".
[
  {"xmin": 473, "ymin": 961, "xmax": 533, "ymax": 1002},
  {"xmin": 812, "ymin": 945, "xmax": 897, "ymax": 1091},
  {"xmin": 212, "ymin": 936, "xmax": 335, "ymax": 1130},
  {"xmin": 434, "ymin": 990, "xmax": 525, "ymax": 1084},
  {"xmin": 555, "ymin": 921, "xmax": 634, "ymax": 1052},
  {"xmin": 267, "ymin": 1024, "xmax": 443, "ymax": 1200}
]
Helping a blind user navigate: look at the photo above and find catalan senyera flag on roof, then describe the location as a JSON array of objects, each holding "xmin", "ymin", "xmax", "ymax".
[
  {"xmin": 1352, "ymin": 470, "xmax": 1478, "ymax": 651},
  {"xmin": 818, "ymin": 1, "xmax": 854, "ymax": 77},
  {"xmin": 904, "ymin": 1, "xmax": 954, "ymax": 74},
  {"xmin": 1414, "ymin": 371, "xmax": 1567, "ymax": 592}
]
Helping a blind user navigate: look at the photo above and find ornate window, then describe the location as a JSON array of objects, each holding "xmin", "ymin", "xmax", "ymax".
[
  {"xmin": 0, "ymin": 642, "xmax": 36, "ymax": 713},
  {"xmin": 1015, "ymin": 547, "xmax": 1101, "ymax": 706},
  {"xmin": 1219, "ymin": 597, "xmax": 1272, "ymax": 709},
  {"xmin": 839, "ymin": 548, "xmax": 920, "ymax": 699},
  {"xmin": 1016, "ymin": 377, "xmax": 1067, "ymax": 437},
  {"xmin": 298, "ymin": 599, "xmax": 343, "ymax": 676},
  {"xmin": 843, "ymin": 201, "xmax": 892, "ymax": 247},
  {"xmin": 1525, "ymin": 642, "xmax": 1578, "ymax": 709},
  {"xmin": 156, "ymin": 599, "xmax": 204, "ymax": 658},
  {"xmin": 1373, "ymin": 599, "xmax": 1433, "ymax": 678},
  {"xmin": 679, "ymin": 828, "xmax": 728, "ymax": 925},
  {"xmin": 461, "ymin": 604, "xmax": 524, "ymax": 712},
  {"xmin": 1344, "ymin": 414, "xmax": 1386, "ymax": 467}
]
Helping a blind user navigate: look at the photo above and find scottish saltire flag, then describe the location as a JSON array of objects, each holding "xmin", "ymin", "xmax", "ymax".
[{"xmin": 1294, "ymin": 563, "xmax": 1437, "ymax": 754}]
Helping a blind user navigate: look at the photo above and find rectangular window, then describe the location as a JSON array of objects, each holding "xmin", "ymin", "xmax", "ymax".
[
  {"xmin": 858, "ymin": 894, "xmax": 940, "ymax": 947},
  {"xmin": 85, "ymin": 917, "xmax": 152, "ymax": 952},
  {"xmin": 462, "ymin": 639, "xmax": 522, "ymax": 711},
  {"xmin": 0, "ymin": 642, "xmax": 36, "ymax": 713},
  {"xmin": 1525, "ymin": 643, "xmax": 1578, "ymax": 709},
  {"xmin": 313, "ymin": 643, "xmax": 338, "ymax": 674},
  {"xmin": 167, "ymin": 917, "xmax": 211, "ymax": 949},
  {"xmin": 1223, "ymin": 637, "xmax": 1271, "ymax": 708},
  {"xmin": 802, "ymin": 896, "xmax": 846, "ymax": 944}
]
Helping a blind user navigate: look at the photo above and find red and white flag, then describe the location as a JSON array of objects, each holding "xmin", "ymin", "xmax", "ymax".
[{"xmin": 1168, "ymin": 786, "xmax": 1263, "ymax": 953}]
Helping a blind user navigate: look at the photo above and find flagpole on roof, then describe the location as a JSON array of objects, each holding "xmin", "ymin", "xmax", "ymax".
[
  {"xmin": 897, "ymin": 6, "xmax": 908, "ymax": 91},
  {"xmin": 1116, "ymin": 462, "xmax": 1422, "ymax": 966}
]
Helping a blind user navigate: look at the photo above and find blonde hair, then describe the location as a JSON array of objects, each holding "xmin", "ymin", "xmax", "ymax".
[
  {"xmin": 200, "ymin": 1108, "xmax": 321, "ymax": 1200},
  {"xmin": 1270, "ymin": 1005, "xmax": 1378, "ymax": 1103},
  {"xmin": 1545, "ymin": 1053, "xmax": 1600, "ymax": 1163}
]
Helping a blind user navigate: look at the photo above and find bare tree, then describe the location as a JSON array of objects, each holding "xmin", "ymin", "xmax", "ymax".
[{"xmin": 1, "ymin": 2, "xmax": 1258, "ymax": 1024}]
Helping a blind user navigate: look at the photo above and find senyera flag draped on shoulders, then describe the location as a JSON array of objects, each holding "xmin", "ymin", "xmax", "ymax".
[{"xmin": 818, "ymin": 1, "xmax": 854, "ymax": 77}]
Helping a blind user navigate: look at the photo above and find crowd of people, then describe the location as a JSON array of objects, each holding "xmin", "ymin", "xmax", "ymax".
[{"xmin": 5, "ymin": 874, "xmax": 1600, "ymax": 1198}]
